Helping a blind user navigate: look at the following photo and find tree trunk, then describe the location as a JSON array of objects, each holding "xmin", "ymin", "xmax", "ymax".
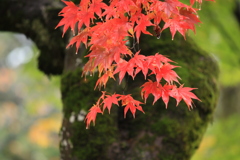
[{"xmin": 0, "ymin": 1, "xmax": 219, "ymax": 160}]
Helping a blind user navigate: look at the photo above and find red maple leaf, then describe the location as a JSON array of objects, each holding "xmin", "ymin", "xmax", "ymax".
[
  {"xmin": 141, "ymin": 80, "xmax": 174, "ymax": 106},
  {"xmin": 89, "ymin": 0, "xmax": 108, "ymax": 18},
  {"xmin": 170, "ymin": 85, "xmax": 201, "ymax": 109},
  {"xmin": 85, "ymin": 105, "xmax": 103, "ymax": 129},
  {"xmin": 119, "ymin": 95, "xmax": 144, "ymax": 118},
  {"xmin": 66, "ymin": 27, "xmax": 91, "ymax": 52},
  {"xmin": 146, "ymin": 53, "xmax": 174, "ymax": 73},
  {"xmin": 134, "ymin": 14, "xmax": 153, "ymax": 42},
  {"xmin": 162, "ymin": 15, "xmax": 189, "ymax": 39},
  {"xmin": 95, "ymin": 69, "xmax": 115, "ymax": 89},
  {"xmin": 141, "ymin": 80, "xmax": 162, "ymax": 104},
  {"xmin": 151, "ymin": 63, "xmax": 180, "ymax": 84},
  {"xmin": 85, "ymin": 46, "xmax": 114, "ymax": 74},
  {"xmin": 55, "ymin": 0, "xmax": 79, "ymax": 36},
  {"xmin": 102, "ymin": 94, "xmax": 120, "ymax": 113},
  {"xmin": 111, "ymin": 0, "xmax": 138, "ymax": 15},
  {"xmin": 161, "ymin": 84, "xmax": 174, "ymax": 108},
  {"xmin": 179, "ymin": 7, "xmax": 201, "ymax": 34},
  {"xmin": 77, "ymin": 10, "xmax": 95, "ymax": 29},
  {"xmin": 161, "ymin": 0, "xmax": 180, "ymax": 17},
  {"xmin": 147, "ymin": 53, "xmax": 174, "ymax": 64},
  {"xmin": 102, "ymin": 5, "xmax": 118, "ymax": 20},
  {"xmin": 128, "ymin": 51, "xmax": 147, "ymax": 78},
  {"xmin": 113, "ymin": 59, "xmax": 135, "ymax": 84}
]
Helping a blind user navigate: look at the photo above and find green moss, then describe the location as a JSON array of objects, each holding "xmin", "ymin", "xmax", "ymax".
[
  {"xmin": 69, "ymin": 113, "xmax": 117, "ymax": 160},
  {"xmin": 61, "ymin": 68, "xmax": 119, "ymax": 160},
  {"xmin": 62, "ymin": 69, "xmax": 97, "ymax": 115}
]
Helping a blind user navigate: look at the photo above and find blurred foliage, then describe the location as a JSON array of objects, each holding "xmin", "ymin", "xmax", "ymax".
[
  {"xmin": 190, "ymin": 1, "xmax": 240, "ymax": 159},
  {"xmin": 189, "ymin": 0, "xmax": 240, "ymax": 86},
  {"xmin": 0, "ymin": 32, "xmax": 61, "ymax": 160},
  {"xmin": 192, "ymin": 114, "xmax": 240, "ymax": 160}
]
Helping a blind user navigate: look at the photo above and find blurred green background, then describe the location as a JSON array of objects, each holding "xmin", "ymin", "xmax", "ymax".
[
  {"xmin": 0, "ymin": 33, "xmax": 62, "ymax": 160},
  {"xmin": 0, "ymin": 0, "xmax": 239, "ymax": 160},
  {"xmin": 191, "ymin": 0, "xmax": 240, "ymax": 159}
]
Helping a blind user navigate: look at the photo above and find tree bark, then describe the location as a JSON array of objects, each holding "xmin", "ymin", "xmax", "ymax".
[{"xmin": 1, "ymin": 1, "xmax": 219, "ymax": 160}]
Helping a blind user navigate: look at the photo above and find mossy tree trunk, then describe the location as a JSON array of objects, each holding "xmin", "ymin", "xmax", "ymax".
[{"xmin": 1, "ymin": 1, "xmax": 219, "ymax": 160}]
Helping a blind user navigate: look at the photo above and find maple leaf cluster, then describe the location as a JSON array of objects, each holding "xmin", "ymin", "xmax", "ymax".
[
  {"xmin": 56, "ymin": 0, "xmax": 212, "ymax": 129},
  {"xmin": 85, "ymin": 91, "xmax": 145, "ymax": 129}
]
